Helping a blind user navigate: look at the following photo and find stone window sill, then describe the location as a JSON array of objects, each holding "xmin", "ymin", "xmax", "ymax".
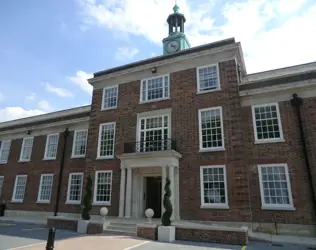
[
  {"xmin": 197, "ymin": 88, "xmax": 221, "ymax": 95},
  {"xmin": 254, "ymin": 139, "xmax": 285, "ymax": 144},
  {"xmin": 261, "ymin": 206, "xmax": 295, "ymax": 211},
  {"xmin": 199, "ymin": 147, "xmax": 225, "ymax": 153},
  {"xmin": 200, "ymin": 204, "xmax": 229, "ymax": 209}
]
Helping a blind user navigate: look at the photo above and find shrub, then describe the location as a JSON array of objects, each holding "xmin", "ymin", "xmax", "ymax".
[
  {"xmin": 161, "ymin": 177, "xmax": 173, "ymax": 226},
  {"xmin": 81, "ymin": 175, "xmax": 93, "ymax": 220}
]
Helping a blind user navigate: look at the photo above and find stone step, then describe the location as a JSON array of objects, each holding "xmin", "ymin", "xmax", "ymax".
[
  {"xmin": 109, "ymin": 222, "xmax": 137, "ymax": 228},
  {"xmin": 107, "ymin": 225, "xmax": 136, "ymax": 233},
  {"xmin": 103, "ymin": 228, "xmax": 137, "ymax": 236}
]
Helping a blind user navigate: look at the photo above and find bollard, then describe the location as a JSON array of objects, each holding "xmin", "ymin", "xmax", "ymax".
[{"xmin": 46, "ymin": 227, "xmax": 56, "ymax": 250}]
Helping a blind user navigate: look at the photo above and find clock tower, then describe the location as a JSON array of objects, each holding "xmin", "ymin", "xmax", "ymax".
[{"xmin": 162, "ymin": 4, "xmax": 191, "ymax": 55}]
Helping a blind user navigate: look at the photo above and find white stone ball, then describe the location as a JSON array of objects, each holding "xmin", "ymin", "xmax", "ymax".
[
  {"xmin": 145, "ymin": 208, "xmax": 154, "ymax": 218},
  {"xmin": 100, "ymin": 207, "xmax": 108, "ymax": 216}
]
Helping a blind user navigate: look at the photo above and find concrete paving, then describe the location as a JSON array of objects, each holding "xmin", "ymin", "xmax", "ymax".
[{"xmin": 0, "ymin": 220, "xmax": 314, "ymax": 250}]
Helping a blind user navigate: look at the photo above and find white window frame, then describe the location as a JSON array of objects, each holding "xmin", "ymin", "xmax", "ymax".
[
  {"xmin": 140, "ymin": 74, "xmax": 170, "ymax": 103},
  {"xmin": 196, "ymin": 63, "xmax": 221, "ymax": 94},
  {"xmin": 12, "ymin": 175, "xmax": 27, "ymax": 203},
  {"xmin": 19, "ymin": 137, "xmax": 34, "ymax": 162},
  {"xmin": 200, "ymin": 165, "xmax": 229, "ymax": 209},
  {"xmin": 71, "ymin": 129, "xmax": 88, "ymax": 158},
  {"xmin": 0, "ymin": 140, "xmax": 11, "ymax": 164},
  {"xmin": 37, "ymin": 174, "xmax": 54, "ymax": 203},
  {"xmin": 258, "ymin": 164, "xmax": 294, "ymax": 211},
  {"xmin": 44, "ymin": 133, "xmax": 59, "ymax": 160},
  {"xmin": 97, "ymin": 122, "xmax": 116, "ymax": 159},
  {"xmin": 93, "ymin": 170, "xmax": 113, "ymax": 205},
  {"xmin": 198, "ymin": 106, "xmax": 225, "ymax": 152},
  {"xmin": 251, "ymin": 102, "xmax": 284, "ymax": 143},
  {"xmin": 101, "ymin": 85, "xmax": 118, "ymax": 111},
  {"xmin": 0, "ymin": 176, "xmax": 4, "ymax": 198},
  {"xmin": 66, "ymin": 172, "xmax": 84, "ymax": 204}
]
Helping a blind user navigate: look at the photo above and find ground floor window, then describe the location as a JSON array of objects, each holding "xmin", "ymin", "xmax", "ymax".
[
  {"xmin": 93, "ymin": 170, "xmax": 112, "ymax": 205},
  {"xmin": 66, "ymin": 173, "xmax": 83, "ymax": 204},
  {"xmin": 37, "ymin": 174, "xmax": 54, "ymax": 203},
  {"xmin": 200, "ymin": 165, "xmax": 228, "ymax": 208},
  {"xmin": 12, "ymin": 175, "xmax": 27, "ymax": 202},
  {"xmin": 0, "ymin": 176, "xmax": 4, "ymax": 197},
  {"xmin": 258, "ymin": 164, "xmax": 294, "ymax": 209}
]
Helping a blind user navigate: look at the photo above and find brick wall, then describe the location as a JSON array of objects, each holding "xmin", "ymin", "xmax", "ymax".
[
  {"xmin": 137, "ymin": 225, "xmax": 157, "ymax": 240},
  {"xmin": 175, "ymin": 226, "xmax": 248, "ymax": 245},
  {"xmin": 47, "ymin": 217, "xmax": 78, "ymax": 231},
  {"xmin": 0, "ymin": 131, "xmax": 85, "ymax": 214},
  {"xmin": 87, "ymin": 221, "xmax": 103, "ymax": 234}
]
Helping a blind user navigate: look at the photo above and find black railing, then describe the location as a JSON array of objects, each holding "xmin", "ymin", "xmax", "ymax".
[{"xmin": 124, "ymin": 138, "xmax": 176, "ymax": 153}]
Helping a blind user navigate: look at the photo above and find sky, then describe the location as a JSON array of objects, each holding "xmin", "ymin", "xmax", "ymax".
[{"xmin": 0, "ymin": 0, "xmax": 316, "ymax": 122}]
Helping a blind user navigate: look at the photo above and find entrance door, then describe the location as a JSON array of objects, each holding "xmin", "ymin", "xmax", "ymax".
[{"xmin": 145, "ymin": 177, "xmax": 162, "ymax": 218}]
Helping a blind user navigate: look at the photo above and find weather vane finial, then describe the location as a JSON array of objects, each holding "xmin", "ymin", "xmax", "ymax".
[{"xmin": 173, "ymin": 0, "xmax": 180, "ymax": 13}]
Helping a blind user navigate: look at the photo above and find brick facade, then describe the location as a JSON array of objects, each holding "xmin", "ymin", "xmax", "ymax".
[{"xmin": 0, "ymin": 43, "xmax": 315, "ymax": 234}]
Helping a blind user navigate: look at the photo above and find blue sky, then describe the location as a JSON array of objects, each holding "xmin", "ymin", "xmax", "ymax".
[{"xmin": 0, "ymin": 0, "xmax": 315, "ymax": 122}]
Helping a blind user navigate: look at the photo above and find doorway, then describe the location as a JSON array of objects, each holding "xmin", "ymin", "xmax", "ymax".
[{"xmin": 145, "ymin": 176, "xmax": 162, "ymax": 218}]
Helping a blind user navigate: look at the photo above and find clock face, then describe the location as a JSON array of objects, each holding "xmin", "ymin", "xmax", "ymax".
[{"xmin": 167, "ymin": 40, "xmax": 180, "ymax": 53}]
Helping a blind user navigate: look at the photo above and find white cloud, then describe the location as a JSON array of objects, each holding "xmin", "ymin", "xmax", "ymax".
[
  {"xmin": 0, "ymin": 92, "xmax": 4, "ymax": 103},
  {"xmin": 115, "ymin": 47, "xmax": 139, "ymax": 61},
  {"xmin": 44, "ymin": 82, "xmax": 73, "ymax": 97},
  {"xmin": 68, "ymin": 71, "xmax": 93, "ymax": 95},
  {"xmin": 37, "ymin": 100, "xmax": 53, "ymax": 112},
  {"xmin": 78, "ymin": 0, "xmax": 315, "ymax": 73},
  {"xmin": 0, "ymin": 107, "xmax": 46, "ymax": 122},
  {"xmin": 25, "ymin": 93, "xmax": 36, "ymax": 102}
]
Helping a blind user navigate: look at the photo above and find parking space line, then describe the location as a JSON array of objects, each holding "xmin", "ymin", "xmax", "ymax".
[
  {"xmin": 241, "ymin": 246, "xmax": 246, "ymax": 250},
  {"xmin": 7, "ymin": 242, "xmax": 45, "ymax": 250},
  {"xmin": 21, "ymin": 227, "xmax": 46, "ymax": 231},
  {"xmin": 123, "ymin": 241, "xmax": 150, "ymax": 250},
  {"xmin": 0, "ymin": 223, "xmax": 16, "ymax": 226}
]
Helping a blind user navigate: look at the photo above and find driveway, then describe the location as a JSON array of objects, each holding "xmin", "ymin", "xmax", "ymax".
[{"xmin": 0, "ymin": 220, "xmax": 313, "ymax": 250}]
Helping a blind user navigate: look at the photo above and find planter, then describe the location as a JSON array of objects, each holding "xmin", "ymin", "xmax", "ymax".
[
  {"xmin": 158, "ymin": 225, "xmax": 175, "ymax": 242},
  {"xmin": 77, "ymin": 219, "xmax": 89, "ymax": 234}
]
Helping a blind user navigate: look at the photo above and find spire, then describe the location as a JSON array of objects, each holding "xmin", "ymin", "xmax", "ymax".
[{"xmin": 173, "ymin": 4, "xmax": 180, "ymax": 13}]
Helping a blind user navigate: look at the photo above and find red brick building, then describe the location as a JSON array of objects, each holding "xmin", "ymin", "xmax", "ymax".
[{"xmin": 0, "ymin": 6, "xmax": 316, "ymax": 236}]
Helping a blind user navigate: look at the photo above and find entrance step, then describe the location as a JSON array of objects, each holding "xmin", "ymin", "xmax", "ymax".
[{"xmin": 104, "ymin": 221, "xmax": 137, "ymax": 236}]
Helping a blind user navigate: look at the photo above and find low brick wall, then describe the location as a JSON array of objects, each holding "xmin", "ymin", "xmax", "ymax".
[
  {"xmin": 137, "ymin": 224, "xmax": 157, "ymax": 240},
  {"xmin": 47, "ymin": 217, "xmax": 78, "ymax": 231},
  {"xmin": 87, "ymin": 222, "xmax": 103, "ymax": 234},
  {"xmin": 175, "ymin": 225, "xmax": 248, "ymax": 245}
]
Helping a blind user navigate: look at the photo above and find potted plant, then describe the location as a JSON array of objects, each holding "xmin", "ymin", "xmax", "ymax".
[
  {"xmin": 77, "ymin": 175, "xmax": 92, "ymax": 233},
  {"xmin": 158, "ymin": 177, "xmax": 175, "ymax": 242}
]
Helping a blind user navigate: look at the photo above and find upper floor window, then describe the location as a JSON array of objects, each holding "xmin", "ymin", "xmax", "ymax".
[
  {"xmin": 140, "ymin": 75, "xmax": 169, "ymax": 103},
  {"xmin": 12, "ymin": 175, "xmax": 27, "ymax": 203},
  {"xmin": 44, "ymin": 134, "xmax": 59, "ymax": 160},
  {"xmin": 198, "ymin": 106, "xmax": 224, "ymax": 151},
  {"xmin": 252, "ymin": 103, "xmax": 284, "ymax": 143},
  {"xmin": 37, "ymin": 174, "xmax": 54, "ymax": 203},
  {"xmin": 197, "ymin": 64, "xmax": 220, "ymax": 93},
  {"xmin": 200, "ymin": 165, "xmax": 228, "ymax": 209},
  {"xmin": 97, "ymin": 123, "xmax": 116, "ymax": 159},
  {"xmin": 138, "ymin": 114, "xmax": 170, "ymax": 152},
  {"xmin": 0, "ymin": 140, "xmax": 11, "ymax": 164},
  {"xmin": 258, "ymin": 164, "xmax": 294, "ymax": 210},
  {"xmin": 102, "ymin": 86, "xmax": 118, "ymax": 110},
  {"xmin": 72, "ymin": 130, "xmax": 88, "ymax": 158},
  {"xmin": 20, "ymin": 137, "xmax": 34, "ymax": 162}
]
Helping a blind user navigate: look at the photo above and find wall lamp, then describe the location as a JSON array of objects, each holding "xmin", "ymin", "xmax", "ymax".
[
  {"xmin": 26, "ymin": 130, "xmax": 32, "ymax": 135},
  {"xmin": 151, "ymin": 67, "xmax": 157, "ymax": 74}
]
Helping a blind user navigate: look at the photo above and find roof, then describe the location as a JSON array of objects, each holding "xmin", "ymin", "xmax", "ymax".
[
  {"xmin": 0, "ymin": 105, "xmax": 91, "ymax": 131},
  {"xmin": 93, "ymin": 38, "xmax": 236, "ymax": 78}
]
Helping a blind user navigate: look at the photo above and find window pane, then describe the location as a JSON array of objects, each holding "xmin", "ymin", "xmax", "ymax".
[
  {"xmin": 96, "ymin": 172, "xmax": 112, "ymax": 203},
  {"xmin": 38, "ymin": 175, "xmax": 53, "ymax": 202},
  {"xmin": 260, "ymin": 166, "xmax": 291, "ymax": 206},
  {"xmin": 99, "ymin": 123, "xmax": 115, "ymax": 157},
  {"xmin": 73, "ymin": 130, "xmax": 88, "ymax": 156},
  {"xmin": 202, "ymin": 167, "xmax": 226, "ymax": 205},
  {"xmin": 45, "ymin": 134, "xmax": 58, "ymax": 159},
  {"xmin": 103, "ymin": 86, "xmax": 118, "ymax": 109},
  {"xmin": 200, "ymin": 108, "xmax": 223, "ymax": 149},
  {"xmin": 13, "ymin": 176, "xmax": 27, "ymax": 201},
  {"xmin": 0, "ymin": 176, "xmax": 4, "ymax": 197},
  {"xmin": 68, "ymin": 174, "xmax": 83, "ymax": 202},
  {"xmin": 198, "ymin": 65, "xmax": 219, "ymax": 92},
  {"xmin": 0, "ymin": 141, "xmax": 11, "ymax": 162},
  {"xmin": 254, "ymin": 104, "xmax": 281, "ymax": 140},
  {"xmin": 21, "ymin": 138, "xmax": 34, "ymax": 161},
  {"xmin": 142, "ymin": 76, "xmax": 169, "ymax": 102}
]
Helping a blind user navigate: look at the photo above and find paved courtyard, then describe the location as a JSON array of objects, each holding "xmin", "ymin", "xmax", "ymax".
[{"xmin": 0, "ymin": 220, "xmax": 314, "ymax": 250}]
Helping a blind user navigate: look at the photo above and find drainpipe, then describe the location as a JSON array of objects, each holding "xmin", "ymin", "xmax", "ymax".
[
  {"xmin": 290, "ymin": 93, "xmax": 316, "ymax": 212},
  {"xmin": 54, "ymin": 128, "xmax": 69, "ymax": 216}
]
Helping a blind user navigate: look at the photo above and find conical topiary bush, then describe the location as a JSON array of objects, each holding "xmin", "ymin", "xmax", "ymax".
[
  {"xmin": 161, "ymin": 177, "xmax": 173, "ymax": 226},
  {"xmin": 81, "ymin": 175, "xmax": 93, "ymax": 220}
]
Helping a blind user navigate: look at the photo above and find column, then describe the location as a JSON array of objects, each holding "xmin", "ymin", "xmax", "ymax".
[
  {"xmin": 125, "ymin": 168, "xmax": 132, "ymax": 218},
  {"xmin": 161, "ymin": 166, "xmax": 167, "ymax": 215},
  {"xmin": 169, "ymin": 165, "xmax": 175, "ymax": 221},
  {"xmin": 175, "ymin": 166, "xmax": 180, "ymax": 221},
  {"xmin": 118, "ymin": 168, "xmax": 126, "ymax": 218}
]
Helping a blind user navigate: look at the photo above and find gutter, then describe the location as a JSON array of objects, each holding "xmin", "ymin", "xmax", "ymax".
[
  {"xmin": 290, "ymin": 93, "xmax": 316, "ymax": 212},
  {"xmin": 54, "ymin": 128, "xmax": 69, "ymax": 216}
]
